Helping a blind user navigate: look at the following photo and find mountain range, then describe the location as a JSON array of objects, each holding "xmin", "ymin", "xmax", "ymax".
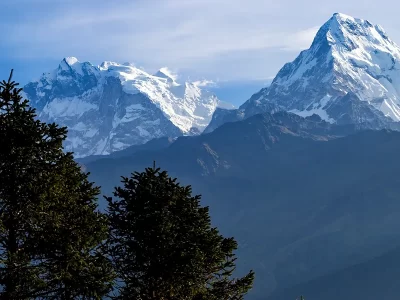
[
  {"xmin": 24, "ymin": 13, "xmax": 400, "ymax": 158},
  {"xmin": 24, "ymin": 58, "xmax": 233, "ymax": 157},
  {"xmin": 21, "ymin": 12, "xmax": 400, "ymax": 299},
  {"xmin": 82, "ymin": 111, "xmax": 400, "ymax": 299}
]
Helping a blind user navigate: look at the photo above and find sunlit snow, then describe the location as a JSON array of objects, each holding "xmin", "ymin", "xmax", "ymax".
[
  {"xmin": 262, "ymin": 12, "xmax": 400, "ymax": 123},
  {"xmin": 26, "ymin": 57, "xmax": 227, "ymax": 157}
]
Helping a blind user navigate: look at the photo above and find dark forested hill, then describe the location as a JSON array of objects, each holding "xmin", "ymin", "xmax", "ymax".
[
  {"xmin": 268, "ymin": 246, "xmax": 400, "ymax": 300},
  {"xmin": 83, "ymin": 112, "xmax": 400, "ymax": 298}
]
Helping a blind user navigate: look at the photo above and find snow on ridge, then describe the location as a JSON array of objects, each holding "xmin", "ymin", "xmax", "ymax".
[
  {"xmin": 205, "ymin": 14, "xmax": 400, "ymax": 134},
  {"xmin": 289, "ymin": 95, "xmax": 335, "ymax": 123},
  {"xmin": 65, "ymin": 57, "xmax": 79, "ymax": 65},
  {"xmin": 42, "ymin": 96, "xmax": 97, "ymax": 118},
  {"xmin": 154, "ymin": 67, "xmax": 178, "ymax": 82},
  {"xmin": 31, "ymin": 57, "xmax": 225, "ymax": 133},
  {"xmin": 59, "ymin": 57, "xmax": 86, "ymax": 76},
  {"xmin": 258, "ymin": 13, "xmax": 400, "ymax": 123},
  {"xmin": 327, "ymin": 14, "xmax": 400, "ymax": 121},
  {"xmin": 332, "ymin": 12, "xmax": 354, "ymax": 20},
  {"xmin": 96, "ymin": 60, "xmax": 222, "ymax": 132},
  {"xmin": 25, "ymin": 57, "xmax": 227, "ymax": 157}
]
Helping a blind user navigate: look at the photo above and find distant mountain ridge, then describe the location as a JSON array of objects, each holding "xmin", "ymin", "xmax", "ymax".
[
  {"xmin": 268, "ymin": 246, "xmax": 400, "ymax": 300},
  {"xmin": 18, "ymin": 11, "xmax": 400, "ymax": 300},
  {"xmin": 24, "ymin": 58, "xmax": 232, "ymax": 157},
  {"xmin": 82, "ymin": 111, "xmax": 400, "ymax": 299},
  {"xmin": 206, "ymin": 13, "xmax": 400, "ymax": 133},
  {"xmin": 24, "ymin": 13, "xmax": 400, "ymax": 157}
]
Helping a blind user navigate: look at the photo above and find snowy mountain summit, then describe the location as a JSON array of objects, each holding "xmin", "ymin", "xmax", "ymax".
[
  {"xmin": 24, "ymin": 58, "xmax": 231, "ymax": 157},
  {"xmin": 206, "ymin": 13, "xmax": 400, "ymax": 132}
]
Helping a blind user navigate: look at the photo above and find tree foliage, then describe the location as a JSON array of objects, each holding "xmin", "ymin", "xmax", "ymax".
[
  {"xmin": 106, "ymin": 166, "xmax": 255, "ymax": 299},
  {"xmin": 0, "ymin": 70, "xmax": 114, "ymax": 299},
  {"xmin": 0, "ymin": 70, "xmax": 256, "ymax": 299}
]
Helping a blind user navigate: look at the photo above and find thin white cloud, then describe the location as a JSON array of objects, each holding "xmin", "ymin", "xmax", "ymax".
[
  {"xmin": 6, "ymin": 1, "xmax": 318, "ymax": 64},
  {"xmin": 281, "ymin": 26, "xmax": 321, "ymax": 51},
  {"xmin": 3, "ymin": 0, "xmax": 400, "ymax": 81},
  {"xmin": 193, "ymin": 80, "xmax": 217, "ymax": 88}
]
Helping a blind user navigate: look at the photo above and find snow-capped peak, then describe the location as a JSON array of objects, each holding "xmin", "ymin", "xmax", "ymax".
[
  {"xmin": 206, "ymin": 13, "xmax": 400, "ymax": 133},
  {"xmin": 24, "ymin": 58, "xmax": 226, "ymax": 157},
  {"xmin": 260, "ymin": 13, "xmax": 400, "ymax": 123},
  {"xmin": 316, "ymin": 12, "xmax": 395, "ymax": 53},
  {"xmin": 64, "ymin": 56, "xmax": 80, "ymax": 65},
  {"xmin": 95, "ymin": 61, "xmax": 224, "ymax": 132},
  {"xmin": 57, "ymin": 56, "xmax": 94, "ymax": 78},
  {"xmin": 332, "ymin": 12, "xmax": 353, "ymax": 19},
  {"xmin": 99, "ymin": 60, "xmax": 127, "ymax": 70}
]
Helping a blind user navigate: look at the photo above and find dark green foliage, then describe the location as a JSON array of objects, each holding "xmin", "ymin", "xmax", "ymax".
[
  {"xmin": 106, "ymin": 166, "xmax": 254, "ymax": 299},
  {"xmin": 0, "ymin": 71, "xmax": 114, "ymax": 299}
]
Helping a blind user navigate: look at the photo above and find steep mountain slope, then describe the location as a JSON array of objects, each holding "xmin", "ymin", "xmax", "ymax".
[
  {"xmin": 24, "ymin": 57, "xmax": 231, "ymax": 157},
  {"xmin": 83, "ymin": 112, "xmax": 400, "ymax": 299},
  {"xmin": 206, "ymin": 13, "xmax": 400, "ymax": 133}
]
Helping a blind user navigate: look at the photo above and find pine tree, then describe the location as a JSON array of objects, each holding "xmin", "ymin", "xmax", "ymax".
[
  {"xmin": 0, "ymin": 70, "xmax": 114, "ymax": 299},
  {"xmin": 32, "ymin": 156, "xmax": 115, "ymax": 299},
  {"xmin": 106, "ymin": 166, "xmax": 255, "ymax": 299}
]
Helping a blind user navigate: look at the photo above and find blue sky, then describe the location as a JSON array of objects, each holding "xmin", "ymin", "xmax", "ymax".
[{"xmin": 2, "ymin": 0, "xmax": 400, "ymax": 105}]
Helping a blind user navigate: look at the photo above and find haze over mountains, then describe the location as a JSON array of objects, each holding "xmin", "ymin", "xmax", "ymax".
[{"xmin": 21, "ymin": 12, "xmax": 400, "ymax": 299}]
